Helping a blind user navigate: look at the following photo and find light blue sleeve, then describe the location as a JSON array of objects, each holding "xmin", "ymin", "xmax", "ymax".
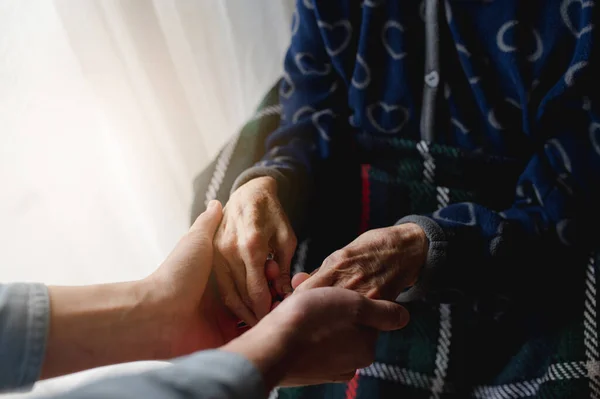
[
  {"xmin": 0, "ymin": 283, "xmax": 50, "ymax": 392},
  {"xmin": 42, "ymin": 350, "xmax": 267, "ymax": 399}
]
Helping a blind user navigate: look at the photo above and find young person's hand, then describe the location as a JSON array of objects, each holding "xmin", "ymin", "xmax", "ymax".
[
  {"xmin": 42, "ymin": 201, "xmax": 243, "ymax": 378},
  {"xmin": 223, "ymin": 287, "xmax": 410, "ymax": 389}
]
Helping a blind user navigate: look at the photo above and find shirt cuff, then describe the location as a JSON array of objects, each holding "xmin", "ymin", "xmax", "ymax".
[
  {"xmin": 394, "ymin": 216, "xmax": 448, "ymax": 302},
  {"xmin": 0, "ymin": 283, "xmax": 50, "ymax": 392},
  {"xmin": 171, "ymin": 350, "xmax": 266, "ymax": 399}
]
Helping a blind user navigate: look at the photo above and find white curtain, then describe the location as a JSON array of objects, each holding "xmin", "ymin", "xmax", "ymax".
[
  {"xmin": 1, "ymin": 0, "xmax": 293, "ymax": 396},
  {"xmin": 0, "ymin": 0, "xmax": 294, "ymax": 287}
]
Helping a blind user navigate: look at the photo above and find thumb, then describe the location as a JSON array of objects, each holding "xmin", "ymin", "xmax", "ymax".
[
  {"xmin": 357, "ymin": 299, "xmax": 410, "ymax": 331},
  {"xmin": 190, "ymin": 200, "xmax": 223, "ymax": 238},
  {"xmin": 291, "ymin": 272, "xmax": 310, "ymax": 290}
]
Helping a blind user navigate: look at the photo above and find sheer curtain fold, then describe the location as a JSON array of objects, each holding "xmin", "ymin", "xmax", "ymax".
[
  {"xmin": 0, "ymin": 0, "xmax": 292, "ymax": 395},
  {"xmin": 0, "ymin": 0, "xmax": 293, "ymax": 287}
]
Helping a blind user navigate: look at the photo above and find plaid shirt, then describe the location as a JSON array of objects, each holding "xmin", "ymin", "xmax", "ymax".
[{"xmin": 196, "ymin": 0, "xmax": 600, "ymax": 396}]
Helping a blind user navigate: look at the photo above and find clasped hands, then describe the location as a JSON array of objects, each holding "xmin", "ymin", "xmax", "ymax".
[
  {"xmin": 38, "ymin": 176, "xmax": 427, "ymax": 390},
  {"xmin": 208, "ymin": 176, "xmax": 429, "ymax": 385}
]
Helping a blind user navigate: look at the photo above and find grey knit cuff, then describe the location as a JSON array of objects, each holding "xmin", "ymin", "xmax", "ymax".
[
  {"xmin": 394, "ymin": 215, "xmax": 448, "ymax": 302},
  {"xmin": 231, "ymin": 166, "xmax": 292, "ymax": 206}
]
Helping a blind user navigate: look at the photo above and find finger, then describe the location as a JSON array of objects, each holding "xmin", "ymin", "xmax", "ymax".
[
  {"xmin": 213, "ymin": 256, "xmax": 258, "ymax": 326},
  {"xmin": 356, "ymin": 298, "xmax": 410, "ymax": 331},
  {"xmin": 161, "ymin": 201, "xmax": 223, "ymax": 285},
  {"xmin": 189, "ymin": 200, "xmax": 223, "ymax": 239},
  {"xmin": 274, "ymin": 272, "xmax": 292, "ymax": 296},
  {"xmin": 269, "ymin": 284, "xmax": 278, "ymax": 299},
  {"xmin": 293, "ymin": 269, "xmax": 333, "ymax": 293},
  {"xmin": 291, "ymin": 272, "xmax": 310, "ymax": 290},
  {"xmin": 292, "ymin": 266, "xmax": 321, "ymax": 290},
  {"xmin": 246, "ymin": 265, "xmax": 272, "ymax": 320},
  {"xmin": 272, "ymin": 226, "xmax": 297, "ymax": 295},
  {"xmin": 237, "ymin": 227, "xmax": 272, "ymax": 320},
  {"xmin": 220, "ymin": 250, "xmax": 255, "ymax": 310},
  {"xmin": 265, "ymin": 260, "xmax": 280, "ymax": 280},
  {"xmin": 215, "ymin": 231, "xmax": 254, "ymax": 310}
]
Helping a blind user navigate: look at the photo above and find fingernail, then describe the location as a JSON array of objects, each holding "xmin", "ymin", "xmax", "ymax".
[{"xmin": 207, "ymin": 200, "xmax": 218, "ymax": 210}]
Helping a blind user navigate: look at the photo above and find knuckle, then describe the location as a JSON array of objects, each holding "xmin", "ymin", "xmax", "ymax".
[
  {"xmin": 241, "ymin": 232, "xmax": 264, "ymax": 252},
  {"xmin": 246, "ymin": 279, "xmax": 267, "ymax": 298},
  {"xmin": 328, "ymin": 249, "xmax": 350, "ymax": 266},
  {"xmin": 323, "ymin": 252, "xmax": 341, "ymax": 269},
  {"xmin": 365, "ymin": 286, "xmax": 383, "ymax": 300},
  {"xmin": 217, "ymin": 238, "xmax": 237, "ymax": 254},
  {"xmin": 326, "ymin": 250, "xmax": 342, "ymax": 264},
  {"xmin": 337, "ymin": 248, "xmax": 351, "ymax": 260},
  {"xmin": 222, "ymin": 294, "xmax": 236, "ymax": 309},
  {"xmin": 241, "ymin": 294, "xmax": 253, "ymax": 310}
]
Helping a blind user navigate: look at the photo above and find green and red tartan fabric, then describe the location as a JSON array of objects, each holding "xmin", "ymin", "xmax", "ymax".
[{"xmin": 191, "ymin": 83, "xmax": 600, "ymax": 399}]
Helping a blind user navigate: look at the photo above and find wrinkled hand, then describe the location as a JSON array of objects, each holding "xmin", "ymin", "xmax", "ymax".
[
  {"xmin": 292, "ymin": 223, "xmax": 428, "ymax": 301},
  {"xmin": 223, "ymin": 287, "xmax": 410, "ymax": 388},
  {"xmin": 145, "ymin": 200, "xmax": 244, "ymax": 358},
  {"xmin": 214, "ymin": 176, "xmax": 297, "ymax": 325}
]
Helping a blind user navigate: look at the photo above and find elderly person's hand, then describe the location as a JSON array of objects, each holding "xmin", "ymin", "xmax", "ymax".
[
  {"xmin": 291, "ymin": 224, "xmax": 428, "ymax": 301},
  {"xmin": 223, "ymin": 286, "xmax": 410, "ymax": 387},
  {"xmin": 213, "ymin": 176, "xmax": 296, "ymax": 325}
]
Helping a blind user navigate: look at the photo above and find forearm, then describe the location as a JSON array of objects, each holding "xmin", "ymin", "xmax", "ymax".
[
  {"xmin": 222, "ymin": 319, "xmax": 290, "ymax": 391},
  {"xmin": 41, "ymin": 281, "xmax": 168, "ymax": 379},
  {"xmin": 47, "ymin": 317, "xmax": 289, "ymax": 399},
  {"xmin": 44, "ymin": 350, "xmax": 266, "ymax": 399}
]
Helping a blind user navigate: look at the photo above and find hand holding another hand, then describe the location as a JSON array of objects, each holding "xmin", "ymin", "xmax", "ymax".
[
  {"xmin": 213, "ymin": 176, "xmax": 297, "ymax": 325},
  {"xmin": 292, "ymin": 224, "xmax": 428, "ymax": 301},
  {"xmin": 223, "ymin": 287, "xmax": 410, "ymax": 388}
]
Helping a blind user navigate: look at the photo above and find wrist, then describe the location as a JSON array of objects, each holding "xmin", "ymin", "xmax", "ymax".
[
  {"xmin": 126, "ymin": 278, "xmax": 176, "ymax": 359},
  {"xmin": 251, "ymin": 175, "xmax": 278, "ymax": 194},
  {"xmin": 221, "ymin": 314, "xmax": 293, "ymax": 390},
  {"xmin": 391, "ymin": 223, "xmax": 428, "ymax": 285},
  {"xmin": 133, "ymin": 276, "xmax": 197, "ymax": 360},
  {"xmin": 95, "ymin": 280, "xmax": 173, "ymax": 360}
]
